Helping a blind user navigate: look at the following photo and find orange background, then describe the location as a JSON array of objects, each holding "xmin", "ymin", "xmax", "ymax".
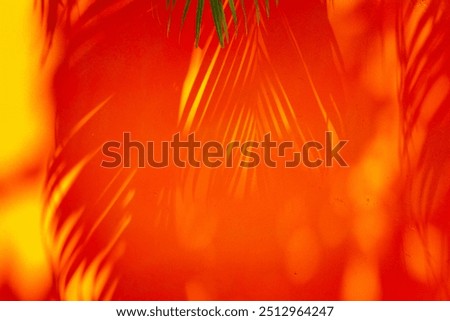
[{"xmin": 0, "ymin": 0, "xmax": 449, "ymax": 300}]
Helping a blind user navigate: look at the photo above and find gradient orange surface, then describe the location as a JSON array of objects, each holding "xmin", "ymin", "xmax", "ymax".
[{"xmin": 0, "ymin": 0, "xmax": 449, "ymax": 300}]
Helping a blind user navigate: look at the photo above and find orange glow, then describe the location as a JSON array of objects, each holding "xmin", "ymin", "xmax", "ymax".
[
  {"xmin": 285, "ymin": 227, "xmax": 321, "ymax": 285},
  {"xmin": 0, "ymin": 189, "xmax": 52, "ymax": 299},
  {"xmin": 0, "ymin": 0, "xmax": 53, "ymax": 300},
  {"xmin": 342, "ymin": 257, "xmax": 381, "ymax": 300}
]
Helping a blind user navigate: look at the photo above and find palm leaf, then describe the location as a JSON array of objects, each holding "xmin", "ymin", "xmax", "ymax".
[
  {"xmin": 397, "ymin": 0, "xmax": 450, "ymax": 222},
  {"xmin": 40, "ymin": 0, "xmax": 346, "ymax": 299},
  {"xmin": 40, "ymin": 0, "xmax": 276, "ymax": 48},
  {"xmin": 397, "ymin": 0, "xmax": 450, "ymax": 297}
]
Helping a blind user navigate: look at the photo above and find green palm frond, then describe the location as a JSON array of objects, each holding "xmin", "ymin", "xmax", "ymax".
[
  {"xmin": 168, "ymin": 0, "xmax": 277, "ymax": 46},
  {"xmin": 41, "ymin": 0, "xmax": 276, "ymax": 48}
]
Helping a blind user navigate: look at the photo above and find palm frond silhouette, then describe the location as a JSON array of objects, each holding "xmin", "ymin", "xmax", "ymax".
[{"xmin": 397, "ymin": 0, "xmax": 450, "ymax": 297}]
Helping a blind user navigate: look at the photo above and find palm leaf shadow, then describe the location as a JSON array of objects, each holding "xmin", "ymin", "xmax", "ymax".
[
  {"xmin": 397, "ymin": 0, "xmax": 450, "ymax": 297},
  {"xmin": 41, "ymin": 0, "xmax": 347, "ymax": 299}
]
